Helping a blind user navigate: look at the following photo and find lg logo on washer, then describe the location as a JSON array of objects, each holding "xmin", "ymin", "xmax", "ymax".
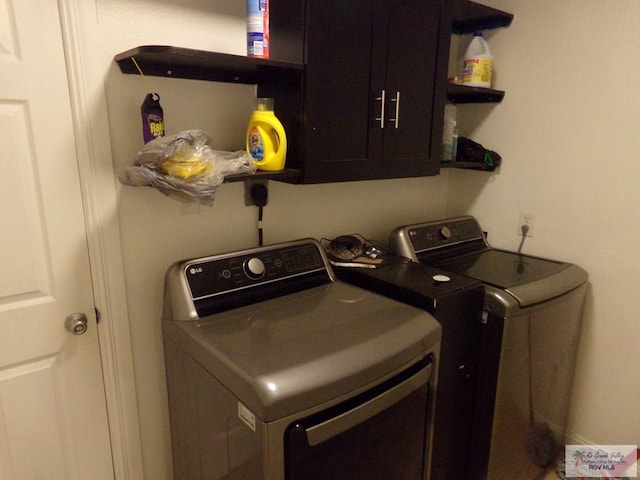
[{"xmin": 189, "ymin": 267, "xmax": 203, "ymax": 275}]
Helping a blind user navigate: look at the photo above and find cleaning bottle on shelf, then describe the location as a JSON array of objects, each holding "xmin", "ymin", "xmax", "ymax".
[
  {"xmin": 141, "ymin": 93, "xmax": 164, "ymax": 144},
  {"xmin": 247, "ymin": 0, "xmax": 269, "ymax": 58},
  {"xmin": 442, "ymin": 103, "xmax": 458, "ymax": 162},
  {"xmin": 246, "ymin": 98, "xmax": 287, "ymax": 171},
  {"xmin": 462, "ymin": 32, "xmax": 493, "ymax": 88}
]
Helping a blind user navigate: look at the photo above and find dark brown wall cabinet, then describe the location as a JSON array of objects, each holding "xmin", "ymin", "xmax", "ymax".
[{"xmin": 297, "ymin": 0, "xmax": 450, "ymax": 183}]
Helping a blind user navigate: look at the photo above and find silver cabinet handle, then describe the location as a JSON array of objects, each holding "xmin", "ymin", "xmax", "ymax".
[
  {"xmin": 388, "ymin": 91, "xmax": 400, "ymax": 129},
  {"xmin": 65, "ymin": 312, "xmax": 88, "ymax": 335},
  {"xmin": 374, "ymin": 90, "xmax": 386, "ymax": 129}
]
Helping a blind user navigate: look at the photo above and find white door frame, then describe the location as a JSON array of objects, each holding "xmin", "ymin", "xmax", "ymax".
[{"xmin": 57, "ymin": 1, "xmax": 144, "ymax": 478}]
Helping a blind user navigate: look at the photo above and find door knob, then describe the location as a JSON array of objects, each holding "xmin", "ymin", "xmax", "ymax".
[{"xmin": 65, "ymin": 312, "xmax": 88, "ymax": 335}]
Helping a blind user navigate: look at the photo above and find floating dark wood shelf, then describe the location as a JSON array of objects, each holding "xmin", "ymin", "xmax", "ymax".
[
  {"xmin": 441, "ymin": 161, "xmax": 497, "ymax": 172},
  {"xmin": 224, "ymin": 168, "xmax": 302, "ymax": 184},
  {"xmin": 447, "ymin": 84, "xmax": 505, "ymax": 104},
  {"xmin": 452, "ymin": 1, "xmax": 513, "ymax": 34},
  {"xmin": 115, "ymin": 46, "xmax": 304, "ymax": 184},
  {"xmin": 115, "ymin": 45, "xmax": 303, "ymax": 85}
]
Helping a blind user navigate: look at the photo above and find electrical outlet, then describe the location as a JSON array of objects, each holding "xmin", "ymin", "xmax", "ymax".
[
  {"xmin": 518, "ymin": 212, "xmax": 536, "ymax": 237},
  {"xmin": 244, "ymin": 180, "xmax": 269, "ymax": 206}
]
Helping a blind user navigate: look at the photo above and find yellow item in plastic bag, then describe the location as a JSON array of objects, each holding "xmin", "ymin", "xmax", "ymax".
[{"xmin": 160, "ymin": 156, "xmax": 208, "ymax": 179}]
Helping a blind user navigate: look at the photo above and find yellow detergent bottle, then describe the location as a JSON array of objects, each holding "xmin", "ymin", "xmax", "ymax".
[{"xmin": 246, "ymin": 98, "xmax": 287, "ymax": 171}]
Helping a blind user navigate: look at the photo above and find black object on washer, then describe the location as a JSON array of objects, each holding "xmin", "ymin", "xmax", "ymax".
[
  {"xmin": 390, "ymin": 216, "xmax": 589, "ymax": 480},
  {"xmin": 333, "ymin": 254, "xmax": 484, "ymax": 480},
  {"xmin": 162, "ymin": 239, "xmax": 441, "ymax": 480}
]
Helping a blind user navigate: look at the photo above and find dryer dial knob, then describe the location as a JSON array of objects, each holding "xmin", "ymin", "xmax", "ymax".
[
  {"xmin": 439, "ymin": 226, "xmax": 452, "ymax": 240},
  {"xmin": 244, "ymin": 257, "xmax": 266, "ymax": 279}
]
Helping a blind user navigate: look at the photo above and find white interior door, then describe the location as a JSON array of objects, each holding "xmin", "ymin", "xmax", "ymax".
[{"xmin": 0, "ymin": 0, "xmax": 114, "ymax": 478}]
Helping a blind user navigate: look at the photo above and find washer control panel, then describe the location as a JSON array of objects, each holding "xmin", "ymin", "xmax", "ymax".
[{"xmin": 396, "ymin": 216, "xmax": 486, "ymax": 253}]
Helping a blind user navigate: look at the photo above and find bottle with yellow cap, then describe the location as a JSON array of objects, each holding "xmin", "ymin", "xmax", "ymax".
[{"xmin": 246, "ymin": 98, "xmax": 287, "ymax": 171}]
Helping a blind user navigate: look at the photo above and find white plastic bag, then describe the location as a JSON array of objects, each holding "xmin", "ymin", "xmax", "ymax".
[{"xmin": 118, "ymin": 129, "xmax": 257, "ymax": 206}]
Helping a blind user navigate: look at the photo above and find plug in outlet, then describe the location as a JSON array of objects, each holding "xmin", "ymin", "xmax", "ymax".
[
  {"xmin": 244, "ymin": 180, "xmax": 269, "ymax": 206},
  {"xmin": 518, "ymin": 212, "xmax": 536, "ymax": 237}
]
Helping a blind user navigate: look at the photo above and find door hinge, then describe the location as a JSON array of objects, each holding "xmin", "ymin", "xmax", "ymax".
[{"xmin": 95, "ymin": 307, "xmax": 102, "ymax": 324}]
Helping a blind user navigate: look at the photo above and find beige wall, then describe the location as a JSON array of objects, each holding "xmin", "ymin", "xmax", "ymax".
[
  {"xmin": 448, "ymin": 0, "xmax": 640, "ymax": 446},
  {"xmin": 78, "ymin": 0, "xmax": 638, "ymax": 478}
]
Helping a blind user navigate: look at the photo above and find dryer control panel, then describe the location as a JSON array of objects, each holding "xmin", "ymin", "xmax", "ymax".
[
  {"xmin": 186, "ymin": 241, "xmax": 328, "ymax": 297},
  {"xmin": 164, "ymin": 239, "xmax": 334, "ymax": 320}
]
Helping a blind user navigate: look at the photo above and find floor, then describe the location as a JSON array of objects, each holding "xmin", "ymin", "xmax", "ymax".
[{"xmin": 542, "ymin": 469, "xmax": 560, "ymax": 480}]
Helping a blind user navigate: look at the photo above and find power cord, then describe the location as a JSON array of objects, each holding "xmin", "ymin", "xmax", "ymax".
[
  {"xmin": 250, "ymin": 183, "xmax": 268, "ymax": 246},
  {"xmin": 517, "ymin": 224, "xmax": 529, "ymax": 254}
]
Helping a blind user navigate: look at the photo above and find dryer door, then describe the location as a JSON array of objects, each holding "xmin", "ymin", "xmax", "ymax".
[{"xmin": 284, "ymin": 359, "xmax": 434, "ymax": 480}]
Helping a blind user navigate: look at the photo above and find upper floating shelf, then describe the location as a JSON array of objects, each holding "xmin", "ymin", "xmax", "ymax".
[
  {"xmin": 452, "ymin": 1, "xmax": 513, "ymax": 34},
  {"xmin": 114, "ymin": 45, "xmax": 303, "ymax": 85}
]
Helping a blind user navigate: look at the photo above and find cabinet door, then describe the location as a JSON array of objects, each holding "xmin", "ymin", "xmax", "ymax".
[
  {"xmin": 303, "ymin": 0, "xmax": 378, "ymax": 183},
  {"xmin": 380, "ymin": 0, "xmax": 444, "ymax": 178}
]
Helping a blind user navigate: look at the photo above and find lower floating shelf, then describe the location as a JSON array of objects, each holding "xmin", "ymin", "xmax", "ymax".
[
  {"xmin": 447, "ymin": 84, "xmax": 505, "ymax": 104},
  {"xmin": 441, "ymin": 161, "xmax": 497, "ymax": 172},
  {"xmin": 224, "ymin": 168, "xmax": 302, "ymax": 184}
]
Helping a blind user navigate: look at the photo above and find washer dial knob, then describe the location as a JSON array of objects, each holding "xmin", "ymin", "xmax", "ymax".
[{"xmin": 244, "ymin": 257, "xmax": 265, "ymax": 279}]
